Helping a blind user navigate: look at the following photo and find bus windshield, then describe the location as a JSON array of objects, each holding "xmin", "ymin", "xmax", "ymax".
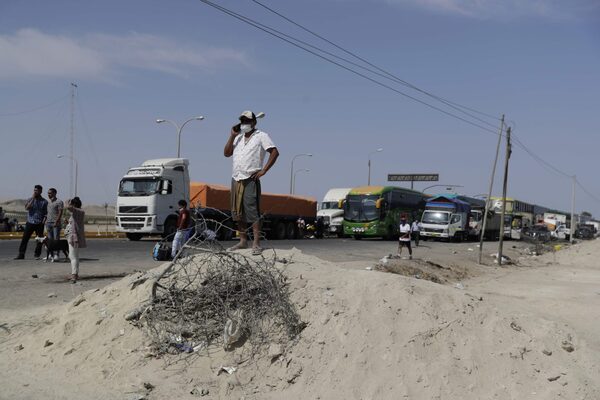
[
  {"xmin": 119, "ymin": 178, "xmax": 160, "ymax": 196},
  {"xmin": 345, "ymin": 195, "xmax": 380, "ymax": 222},
  {"xmin": 422, "ymin": 211, "xmax": 450, "ymax": 225}
]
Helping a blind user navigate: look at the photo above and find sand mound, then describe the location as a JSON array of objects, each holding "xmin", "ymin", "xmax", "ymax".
[{"xmin": 1, "ymin": 244, "xmax": 599, "ymax": 399}]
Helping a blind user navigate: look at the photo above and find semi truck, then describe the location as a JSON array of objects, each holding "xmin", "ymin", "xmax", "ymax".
[
  {"xmin": 317, "ymin": 188, "xmax": 351, "ymax": 236},
  {"xmin": 190, "ymin": 182, "xmax": 316, "ymax": 240},
  {"xmin": 116, "ymin": 158, "xmax": 316, "ymax": 241}
]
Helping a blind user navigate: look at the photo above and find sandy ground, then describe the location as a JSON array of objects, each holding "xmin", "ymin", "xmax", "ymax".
[{"xmin": 0, "ymin": 239, "xmax": 599, "ymax": 400}]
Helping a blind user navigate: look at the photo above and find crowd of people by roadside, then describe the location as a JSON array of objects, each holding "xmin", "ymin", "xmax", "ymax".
[{"xmin": 13, "ymin": 184, "xmax": 86, "ymax": 283}]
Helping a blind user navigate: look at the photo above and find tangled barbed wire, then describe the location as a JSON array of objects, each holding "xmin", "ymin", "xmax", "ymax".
[{"xmin": 138, "ymin": 218, "xmax": 304, "ymax": 358}]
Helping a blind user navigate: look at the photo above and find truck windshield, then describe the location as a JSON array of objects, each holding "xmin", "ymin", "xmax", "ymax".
[
  {"xmin": 321, "ymin": 201, "xmax": 339, "ymax": 210},
  {"xmin": 345, "ymin": 195, "xmax": 379, "ymax": 222},
  {"xmin": 119, "ymin": 178, "xmax": 160, "ymax": 196},
  {"xmin": 422, "ymin": 211, "xmax": 449, "ymax": 225}
]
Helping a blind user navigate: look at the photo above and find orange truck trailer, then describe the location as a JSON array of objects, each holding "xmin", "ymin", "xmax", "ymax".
[{"xmin": 190, "ymin": 182, "xmax": 317, "ymax": 240}]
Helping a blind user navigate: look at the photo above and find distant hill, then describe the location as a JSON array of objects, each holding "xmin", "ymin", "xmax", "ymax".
[{"xmin": 0, "ymin": 199, "xmax": 115, "ymax": 217}]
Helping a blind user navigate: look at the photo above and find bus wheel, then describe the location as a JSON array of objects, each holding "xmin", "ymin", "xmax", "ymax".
[
  {"xmin": 353, "ymin": 235, "xmax": 362, "ymax": 240},
  {"xmin": 126, "ymin": 233, "xmax": 143, "ymax": 241},
  {"xmin": 384, "ymin": 226, "xmax": 394, "ymax": 241}
]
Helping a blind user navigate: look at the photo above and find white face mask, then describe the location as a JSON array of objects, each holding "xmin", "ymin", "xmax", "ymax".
[{"xmin": 240, "ymin": 124, "xmax": 253, "ymax": 134}]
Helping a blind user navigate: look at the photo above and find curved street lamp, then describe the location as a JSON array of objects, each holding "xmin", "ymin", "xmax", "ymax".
[
  {"xmin": 57, "ymin": 154, "xmax": 78, "ymax": 197},
  {"xmin": 422, "ymin": 184, "xmax": 464, "ymax": 193},
  {"xmin": 368, "ymin": 148, "xmax": 383, "ymax": 186},
  {"xmin": 156, "ymin": 116, "xmax": 205, "ymax": 158},
  {"xmin": 292, "ymin": 169, "xmax": 310, "ymax": 195},
  {"xmin": 290, "ymin": 153, "xmax": 312, "ymax": 194}
]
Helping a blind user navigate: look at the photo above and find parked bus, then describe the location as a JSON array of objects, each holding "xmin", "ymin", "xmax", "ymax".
[{"xmin": 341, "ymin": 186, "xmax": 428, "ymax": 239}]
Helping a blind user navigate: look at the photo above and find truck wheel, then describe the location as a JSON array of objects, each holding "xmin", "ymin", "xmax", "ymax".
[
  {"xmin": 285, "ymin": 222, "xmax": 296, "ymax": 240},
  {"xmin": 353, "ymin": 235, "xmax": 362, "ymax": 240},
  {"xmin": 218, "ymin": 221, "xmax": 234, "ymax": 241},
  {"xmin": 162, "ymin": 217, "xmax": 177, "ymax": 239},
  {"xmin": 126, "ymin": 233, "xmax": 143, "ymax": 241},
  {"xmin": 273, "ymin": 221, "xmax": 286, "ymax": 240}
]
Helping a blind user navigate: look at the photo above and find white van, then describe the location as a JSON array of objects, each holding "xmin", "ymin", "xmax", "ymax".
[{"xmin": 317, "ymin": 188, "xmax": 351, "ymax": 236}]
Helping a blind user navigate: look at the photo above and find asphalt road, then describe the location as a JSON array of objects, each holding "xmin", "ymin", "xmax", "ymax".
[{"xmin": 0, "ymin": 236, "xmax": 529, "ymax": 311}]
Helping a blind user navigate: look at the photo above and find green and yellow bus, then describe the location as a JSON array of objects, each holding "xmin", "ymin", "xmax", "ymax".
[{"xmin": 341, "ymin": 186, "xmax": 429, "ymax": 239}]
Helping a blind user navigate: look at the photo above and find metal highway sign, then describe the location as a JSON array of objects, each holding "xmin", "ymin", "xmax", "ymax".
[{"xmin": 387, "ymin": 174, "xmax": 439, "ymax": 182}]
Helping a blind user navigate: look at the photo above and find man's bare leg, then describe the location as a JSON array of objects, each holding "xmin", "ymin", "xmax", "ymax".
[
  {"xmin": 238, "ymin": 221, "xmax": 249, "ymax": 246},
  {"xmin": 252, "ymin": 221, "xmax": 261, "ymax": 249},
  {"xmin": 228, "ymin": 221, "xmax": 249, "ymax": 250}
]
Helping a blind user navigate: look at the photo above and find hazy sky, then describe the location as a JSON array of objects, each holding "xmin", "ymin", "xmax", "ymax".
[{"xmin": 1, "ymin": 0, "xmax": 599, "ymax": 215}]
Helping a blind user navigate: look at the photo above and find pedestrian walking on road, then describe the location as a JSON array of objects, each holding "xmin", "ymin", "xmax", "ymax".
[
  {"xmin": 224, "ymin": 110, "xmax": 279, "ymax": 255},
  {"xmin": 397, "ymin": 216, "xmax": 413, "ymax": 260},
  {"xmin": 46, "ymin": 188, "xmax": 64, "ymax": 245},
  {"xmin": 411, "ymin": 219, "xmax": 421, "ymax": 247},
  {"xmin": 15, "ymin": 185, "xmax": 48, "ymax": 260},
  {"xmin": 66, "ymin": 197, "xmax": 86, "ymax": 283},
  {"xmin": 171, "ymin": 200, "xmax": 191, "ymax": 259}
]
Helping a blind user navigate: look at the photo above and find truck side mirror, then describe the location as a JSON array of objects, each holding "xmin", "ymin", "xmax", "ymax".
[
  {"xmin": 338, "ymin": 199, "xmax": 345, "ymax": 209},
  {"xmin": 160, "ymin": 180, "xmax": 172, "ymax": 195},
  {"xmin": 376, "ymin": 198, "xmax": 384, "ymax": 209}
]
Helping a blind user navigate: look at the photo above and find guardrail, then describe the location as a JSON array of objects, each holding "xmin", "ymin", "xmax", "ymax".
[{"xmin": 0, "ymin": 231, "xmax": 126, "ymax": 240}]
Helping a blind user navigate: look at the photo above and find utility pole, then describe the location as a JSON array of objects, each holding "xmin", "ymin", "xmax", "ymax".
[
  {"xmin": 570, "ymin": 175, "xmax": 576, "ymax": 244},
  {"xmin": 69, "ymin": 83, "xmax": 78, "ymax": 198},
  {"xmin": 478, "ymin": 115, "xmax": 505, "ymax": 264},
  {"xmin": 497, "ymin": 126, "xmax": 512, "ymax": 266}
]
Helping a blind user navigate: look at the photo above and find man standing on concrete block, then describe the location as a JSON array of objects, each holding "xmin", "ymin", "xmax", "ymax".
[{"xmin": 224, "ymin": 110, "xmax": 279, "ymax": 255}]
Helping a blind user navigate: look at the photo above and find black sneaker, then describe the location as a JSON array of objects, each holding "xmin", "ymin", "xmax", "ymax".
[{"xmin": 14, "ymin": 255, "xmax": 24, "ymax": 260}]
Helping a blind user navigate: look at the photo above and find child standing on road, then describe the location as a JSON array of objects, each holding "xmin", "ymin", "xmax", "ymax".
[
  {"xmin": 66, "ymin": 197, "xmax": 86, "ymax": 283},
  {"xmin": 398, "ymin": 216, "xmax": 413, "ymax": 259}
]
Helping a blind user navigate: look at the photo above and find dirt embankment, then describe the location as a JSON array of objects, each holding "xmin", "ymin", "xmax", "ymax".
[{"xmin": 1, "ymin": 241, "xmax": 599, "ymax": 400}]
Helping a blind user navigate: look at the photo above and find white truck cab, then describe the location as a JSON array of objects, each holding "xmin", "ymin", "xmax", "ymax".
[
  {"xmin": 420, "ymin": 196, "xmax": 470, "ymax": 241},
  {"xmin": 116, "ymin": 158, "xmax": 190, "ymax": 241},
  {"xmin": 317, "ymin": 188, "xmax": 351, "ymax": 236}
]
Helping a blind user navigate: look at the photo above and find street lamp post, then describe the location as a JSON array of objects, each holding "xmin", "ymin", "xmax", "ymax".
[
  {"xmin": 368, "ymin": 148, "xmax": 383, "ymax": 186},
  {"xmin": 293, "ymin": 169, "xmax": 310, "ymax": 195},
  {"xmin": 290, "ymin": 153, "xmax": 312, "ymax": 194},
  {"xmin": 422, "ymin": 184, "xmax": 464, "ymax": 193},
  {"xmin": 156, "ymin": 116, "xmax": 205, "ymax": 158},
  {"xmin": 57, "ymin": 154, "xmax": 78, "ymax": 197}
]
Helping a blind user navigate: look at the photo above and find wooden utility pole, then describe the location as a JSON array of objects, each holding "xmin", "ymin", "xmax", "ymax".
[
  {"xmin": 497, "ymin": 126, "xmax": 512, "ymax": 266},
  {"xmin": 570, "ymin": 175, "xmax": 576, "ymax": 244},
  {"xmin": 478, "ymin": 115, "xmax": 505, "ymax": 264}
]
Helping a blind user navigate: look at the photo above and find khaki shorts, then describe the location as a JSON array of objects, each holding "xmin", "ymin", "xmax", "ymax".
[{"xmin": 231, "ymin": 178, "xmax": 261, "ymax": 224}]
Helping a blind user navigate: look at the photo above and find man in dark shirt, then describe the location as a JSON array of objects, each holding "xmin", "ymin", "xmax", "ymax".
[
  {"xmin": 15, "ymin": 185, "xmax": 48, "ymax": 260},
  {"xmin": 171, "ymin": 200, "xmax": 191, "ymax": 259}
]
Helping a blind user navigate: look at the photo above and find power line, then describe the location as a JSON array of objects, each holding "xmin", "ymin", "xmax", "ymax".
[
  {"xmin": 250, "ymin": 0, "xmax": 501, "ymax": 128},
  {"xmin": 204, "ymin": 1, "xmax": 600, "ymax": 209},
  {"xmin": 576, "ymin": 179, "xmax": 600, "ymax": 205},
  {"xmin": 0, "ymin": 94, "xmax": 69, "ymax": 117},
  {"xmin": 511, "ymin": 131, "xmax": 600, "ymax": 207},
  {"xmin": 511, "ymin": 134, "xmax": 572, "ymax": 179},
  {"xmin": 199, "ymin": 0, "xmax": 503, "ymax": 137}
]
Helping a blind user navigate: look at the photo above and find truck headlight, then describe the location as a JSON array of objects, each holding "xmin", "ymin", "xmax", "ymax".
[
  {"xmin": 443, "ymin": 229, "xmax": 449, "ymax": 234},
  {"xmin": 146, "ymin": 216, "xmax": 153, "ymax": 227}
]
